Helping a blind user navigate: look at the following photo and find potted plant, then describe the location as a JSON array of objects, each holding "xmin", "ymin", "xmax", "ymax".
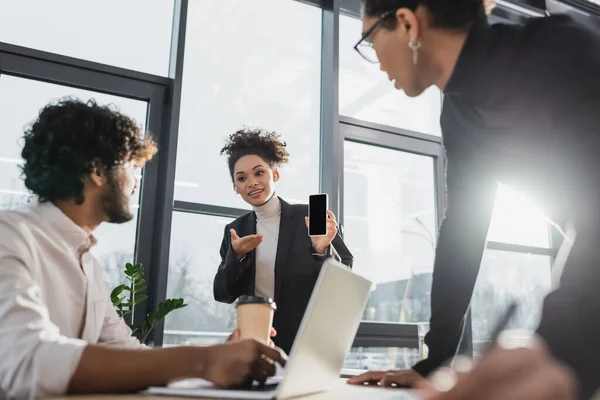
[{"xmin": 110, "ymin": 262, "xmax": 187, "ymax": 345}]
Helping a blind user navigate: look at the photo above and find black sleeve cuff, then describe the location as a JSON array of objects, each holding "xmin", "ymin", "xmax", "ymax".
[{"xmin": 412, "ymin": 356, "xmax": 440, "ymax": 378}]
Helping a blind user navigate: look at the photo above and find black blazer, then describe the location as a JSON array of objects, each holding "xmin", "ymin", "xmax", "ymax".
[{"xmin": 213, "ymin": 197, "xmax": 353, "ymax": 354}]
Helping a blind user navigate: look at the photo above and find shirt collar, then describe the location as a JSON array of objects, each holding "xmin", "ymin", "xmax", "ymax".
[
  {"xmin": 33, "ymin": 199, "xmax": 97, "ymax": 254},
  {"xmin": 444, "ymin": 16, "xmax": 495, "ymax": 96},
  {"xmin": 252, "ymin": 194, "xmax": 282, "ymax": 221}
]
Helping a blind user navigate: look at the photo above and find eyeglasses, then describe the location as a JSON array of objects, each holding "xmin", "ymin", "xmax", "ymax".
[{"xmin": 353, "ymin": 9, "xmax": 398, "ymax": 64}]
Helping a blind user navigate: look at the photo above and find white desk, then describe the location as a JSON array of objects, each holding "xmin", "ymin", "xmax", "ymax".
[{"xmin": 50, "ymin": 380, "xmax": 419, "ymax": 400}]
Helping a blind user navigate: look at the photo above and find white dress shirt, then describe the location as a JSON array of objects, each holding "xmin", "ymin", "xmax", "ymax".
[
  {"xmin": 0, "ymin": 200, "xmax": 141, "ymax": 399},
  {"xmin": 252, "ymin": 195, "xmax": 281, "ymax": 299}
]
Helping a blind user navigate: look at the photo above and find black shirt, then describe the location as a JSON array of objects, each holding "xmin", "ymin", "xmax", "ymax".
[{"xmin": 412, "ymin": 14, "xmax": 600, "ymax": 399}]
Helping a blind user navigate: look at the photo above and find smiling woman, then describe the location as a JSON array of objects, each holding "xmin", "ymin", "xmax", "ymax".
[
  {"xmin": 220, "ymin": 128, "xmax": 289, "ymax": 207},
  {"xmin": 212, "ymin": 128, "xmax": 354, "ymax": 355}
]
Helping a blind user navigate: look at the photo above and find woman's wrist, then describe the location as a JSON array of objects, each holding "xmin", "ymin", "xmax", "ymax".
[{"xmin": 312, "ymin": 244, "xmax": 328, "ymax": 254}]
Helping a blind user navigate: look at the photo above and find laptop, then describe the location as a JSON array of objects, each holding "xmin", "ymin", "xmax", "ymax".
[{"xmin": 146, "ymin": 257, "xmax": 373, "ymax": 399}]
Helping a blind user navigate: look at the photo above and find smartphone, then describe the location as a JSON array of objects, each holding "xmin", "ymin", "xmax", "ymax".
[{"xmin": 308, "ymin": 193, "xmax": 328, "ymax": 237}]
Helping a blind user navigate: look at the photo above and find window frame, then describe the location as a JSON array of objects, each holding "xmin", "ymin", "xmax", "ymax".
[{"xmin": 0, "ymin": 16, "xmax": 171, "ymax": 337}]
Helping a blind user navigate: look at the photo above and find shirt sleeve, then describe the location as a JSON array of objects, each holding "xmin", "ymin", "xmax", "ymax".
[
  {"xmin": 0, "ymin": 219, "xmax": 87, "ymax": 399},
  {"xmin": 412, "ymin": 153, "xmax": 498, "ymax": 377}
]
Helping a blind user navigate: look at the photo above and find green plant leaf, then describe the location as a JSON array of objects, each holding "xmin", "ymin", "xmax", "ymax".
[
  {"xmin": 133, "ymin": 279, "xmax": 146, "ymax": 289},
  {"xmin": 154, "ymin": 298, "xmax": 187, "ymax": 320},
  {"xmin": 117, "ymin": 306, "xmax": 132, "ymax": 319},
  {"xmin": 110, "ymin": 261, "xmax": 187, "ymax": 345},
  {"xmin": 111, "ymin": 295, "xmax": 126, "ymax": 307},
  {"xmin": 125, "ymin": 263, "xmax": 134, "ymax": 276},
  {"xmin": 134, "ymin": 283, "xmax": 148, "ymax": 293},
  {"xmin": 141, "ymin": 330, "xmax": 152, "ymax": 344},
  {"xmin": 169, "ymin": 298, "xmax": 187, "ymax": 309},
  {"xmin": 147, "ymin": 311, "xmax": 158, "ymax": 328},
  {"xmin": 132, "ymin": 294, "xmax": 148, "ymax": 305},
  {"xmin": 132, "ymin": 265, "xmax": 144, "ymax": 276},
  {"xmin": 110, "ymin": 284, "xmax": 127, "ymax": 299}
]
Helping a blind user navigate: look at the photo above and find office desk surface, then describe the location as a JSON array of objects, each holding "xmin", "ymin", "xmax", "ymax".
[{"xmin": 49, "ymin": 380, "xmax": 418, "ymax": 400}]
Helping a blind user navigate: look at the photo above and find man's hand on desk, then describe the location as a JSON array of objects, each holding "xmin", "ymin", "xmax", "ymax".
[
  {"xmin": 347, "ymin": 368, "xmax": 424, "ymax": 387},
  {"xmin": 67, "ymin": 339, "xmax": 287, "ymax": 395},
  {"xmin": 199, "ymin": 339, "xmax": 287, "ymax": 387}
]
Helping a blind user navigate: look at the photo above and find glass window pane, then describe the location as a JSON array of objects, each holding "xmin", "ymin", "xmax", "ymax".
[
  {"xmin": 344, "ymin": 141, "xmax": 436, "ymax": 325},
  {"xmin": 487, "ymin": 184, "xmax": 550, "ymax": 248},
  {"xmin": 343, "ymin": 347, "xmax": 421, "ymax": 372},
  {"xmin": 339, "ymin": 15, "xmax": 442, "ymax": 135},
  {"xmin": 174, "ymin": 0, "xmax": 322, "ymax": 208},
  {"xmin": 0, "ymin": 75, "xmax": 148, "ymax": 286},
  {"xmin": 0, "ymin": 0, "xmax": 174, "ymax": 76},
  {"xmin": 164, "ymin": 212, "xmax": 236, "ymax": 346},
  {"xmin": 471, "ymin": 250, "xmax": 553, "ymax": 355}
]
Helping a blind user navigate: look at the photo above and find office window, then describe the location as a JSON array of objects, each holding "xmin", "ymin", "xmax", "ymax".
[
  {"xmin": 0, "ymin": 75, "xmax": 148, "ymax": 288},
  {"xmin": 164, "ymin": 212, "xmax": 237, "ymax": 346},
  {"xmin": 487, "ymin": 184, "xmax": 550, "ymax": 248},
  {"xmin": 339, "ymin": 15, "xmax": 442, "ymax": 136},
  {"xmin": 471, "ymin": 251, "xmax": 553, "ymax": 354},
  {"xmin": 470, "ymin": 183, "xmax": 553, "ymax": 354},
  {"xmin": 0, "ymin": 0, "xmax": 174, "ymax": 76},
  {"xmin": 344, "ymin": 141, "xmax": 436, "ymax": 325},
  {"xmin": 174, "ymin": 0, "xmax": 322, "ymax": 209},
  {"xmin": 343, "ymin": 347, "xmax": 421, "ymax": 371}
]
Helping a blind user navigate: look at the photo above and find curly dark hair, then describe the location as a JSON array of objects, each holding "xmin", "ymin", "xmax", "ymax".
[
  {"xmin": 362, "ymin": 0, "xmax": 485, "ymax": 30},
  {"xmin": 220, "ymin": 128, "xmax": 290, "ymax": 180},
  {"xmin": 21, "ymin": 98, "xmax": 158, "ymax": 204}
]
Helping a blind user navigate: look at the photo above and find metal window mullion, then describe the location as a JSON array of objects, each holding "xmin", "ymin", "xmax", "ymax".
[
  {"xmin": 173, "ymin": 201, "xmax": 248, "ymax": 219},
  {"xmin": 0, "ymin": 51, "xmax": 160, "ymax": 101},
  {"xmin": 320, "ymin": 0, "xmax": 343, "ymax": 228},
  {"xmin": 145, "ymin": 0, "xmax": 188, "ymax": 347},
  {"xmin": 485, "ymin": 241, "xmax": 554, "ymax": 256},
  {"xmin": 132, "ymin": 85, "xmax": 168, "ymax": 330},
  {"xmin": 340, "ymin": 116, "xmax": 443, "ymax": 145},
  {"xmin": 0, "ymin": 41, "xmax": 170, "ymax": 86}
]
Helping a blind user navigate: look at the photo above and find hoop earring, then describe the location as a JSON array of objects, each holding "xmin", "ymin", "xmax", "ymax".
[{"xmin": 409, "ymin": 39, "xmax": 422, "ymax": 65}]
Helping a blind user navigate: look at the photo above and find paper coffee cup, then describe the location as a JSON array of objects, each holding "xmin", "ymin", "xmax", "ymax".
[{"xmin": 235, "ymin": 296, "xmax": 277, "ymax": 343}]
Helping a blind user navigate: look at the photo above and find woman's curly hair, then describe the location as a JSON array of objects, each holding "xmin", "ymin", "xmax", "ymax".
[
  {"xmin": 21, "ymin": 98, "xmax": 158, "ymax": 204},
  {"xmin": 220, "ymin": 127, "xmax": 289, "ymax": 180}
]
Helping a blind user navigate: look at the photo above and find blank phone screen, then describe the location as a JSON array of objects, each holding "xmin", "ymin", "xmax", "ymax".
[{"xmin": 309, "ymin": 194, "xmax": 327, "ymax": 236}]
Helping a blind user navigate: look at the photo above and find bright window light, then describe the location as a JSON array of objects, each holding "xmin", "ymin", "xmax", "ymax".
[{"xmin": 487, "ymin": 184, "xmax": 550, "ymax": 248}]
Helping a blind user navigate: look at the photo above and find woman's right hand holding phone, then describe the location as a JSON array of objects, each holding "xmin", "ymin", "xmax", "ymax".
[{"xmin": 230, "ymin": 228, "xmax": 263, "ymax": 260}]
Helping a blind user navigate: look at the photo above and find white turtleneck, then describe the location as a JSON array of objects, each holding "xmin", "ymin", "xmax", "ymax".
[{"xmin": 252, "ymin": 194, "xmax": 281, "ymax": 299}]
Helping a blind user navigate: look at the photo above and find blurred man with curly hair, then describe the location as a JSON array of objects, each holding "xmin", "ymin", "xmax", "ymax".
[{"xmin": 0, "ymin": 99, "xmax": 286, "ymax": 398}]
